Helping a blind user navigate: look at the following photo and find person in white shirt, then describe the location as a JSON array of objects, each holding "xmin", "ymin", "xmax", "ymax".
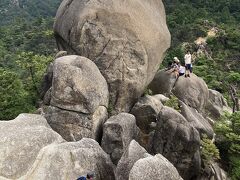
[
  {"xmin": 184, "ymin": 51, "xmax": 192, "ymax": 77},
  {"xmin": 178, "ymin": 64, "xmax": 185, "ymax": 77}
]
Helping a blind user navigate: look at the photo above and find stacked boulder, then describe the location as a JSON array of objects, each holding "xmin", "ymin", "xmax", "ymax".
[
  {"xmin": 43, "ymin": 55, "xmax": 109, "ymax": 142},
  {"xmin": 0, "ymin": 114, "xmax": 115, "ymax": 180},
  {"xmin": 53, "ymin": 0, "xmax": 171, "ymax": 113},
  {"xmin": 0, "ymin": 0, "xmax": 230, "ymax": 179}
]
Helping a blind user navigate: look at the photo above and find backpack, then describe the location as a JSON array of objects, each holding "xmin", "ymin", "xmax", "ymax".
[{"xmin": 77, "ymin": 176, "xmax": 87, "ymax": 180}]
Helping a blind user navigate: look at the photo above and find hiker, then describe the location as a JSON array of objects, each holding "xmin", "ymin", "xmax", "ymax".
[
  {"xmin": 77, "ymin": 172, "xmax": 94, "ymax": 180},
  {"xmin": 178, "ymin": 63, "xmax": 185, "ymax": 77},
  {"xmin": 184, "ymin": 51, "xmax": 192, "ymax": 77},
  {"xmin": 172, "ymin": 57, "xmax": 180, "ymax": 78}
]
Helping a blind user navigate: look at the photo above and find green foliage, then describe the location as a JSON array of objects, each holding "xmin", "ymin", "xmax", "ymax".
[
  {"xmin": 144, "ymin": 88, "xmax": 153, "ymax": 96},
  {"xmin": 16, "ymin": 52, "xmax": 53, "ymax": 94},
  {"xmin": 215, "ymin": 112, "xmax": 240, "ymax": 179},
  {"xmin": 0, "ymin": 68, "xmax": 35, "ymax": 120},
  {"xmin": 200, "ymin": 134, "xmax": 220, "ymax": 165},
  {"xmin": 0, "ymin": 0, "xmax": 61, "ymax": 26},
  {"xmin": 164, "ymin": 95, "xmax": 180, "ymax": 112},
  {"xmin": 0, "ymin": 2, "xmax": 58, "ymax": 119},
  {"xmin": 229, "ymin": 155, "xmax": 240, "ymax": 180}
]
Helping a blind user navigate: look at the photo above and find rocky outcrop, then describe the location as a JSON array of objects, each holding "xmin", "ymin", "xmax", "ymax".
[
  {"xmin": 149, "ymin": 72, "xmax": 209, "ymax": 113},
  {"xmin": 20, "ymin": 138, "xmax": 115, "ymax": 180},
  {"xmin": 0, "ymin": 114, "xmax": 65, "ymax": 179},
  {"xmin": 129, "ymin": 154, "xmax": 183, "ymax": 180},
  {"xmin": 43, "ymin": 55, "xmax": 109, "ymax": 142},
  {"xmin": 197, "ymin": 162, "xmax": 229, "ymax": 180},
  {"xmin": 43, "ymin": 106, "xmax": 108, "ymax": 142},
  {"xmin": 54, "ymin": 0, "xmax": 171, "ymax": 113},
  {"xmin": 101, "ymin": 113, "xmax": 137, "ymax": 164},
  {"xmin": 51, "ymin": 55, "xmax": 108, "ymax": 114},
  {"xmin": 180, "ymin": 101, "xmax": 214, "ymax": 138},
  {"xmin": 173, "ymin": 74, "xmax": 209, "ymax": 113},
  {"xmin": 153, "ymin": 106, "xmax": 201, "ymax": 180},
  {"xmin": 115, "ymin": 140, "xmax": 149, "ymax": 180},
  {"xmin": 152, "ymin": 94, "xmax": 170, "ymax": 104},
  {"xmin": 207, "ymin": 89, "xmax": 231, "ymax": 119},
  {"xmin": 148, "ymin": 70, "xmax": 177, "ymax": 95},
  {"xmin": 130, "ymin": 95, "xmax": 163, "ymax": 152},
  {"xmin": 131, "ymin": 95, "xmax": 163, "ymax": 134}
]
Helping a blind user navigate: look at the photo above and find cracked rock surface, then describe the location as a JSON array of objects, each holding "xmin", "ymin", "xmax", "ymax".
[
  {"xmin": 0, "ymin": 114, "xmax": 65, "ymax": 179},
  {"xmin": 19, "ymin": 138, "xmax": 115, "ymax": 180},
  {"xmin": 43, "ymin": 55, "xmax": 109, "ymax": 142},
  {"xmin": 54, "ymin": 0, "xmax": 171, "ymax": 112}
]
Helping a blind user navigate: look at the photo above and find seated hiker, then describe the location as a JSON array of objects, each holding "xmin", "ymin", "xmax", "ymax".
[
  {"xmin": 178, "ymin": 63, "xmax": 185, "ymax": 77},
  {"xmin": 77, "ymin": 172, "xmax": 94, "ymax": 180},
  {"xmin": 171, "ymin": 57, "xmax": 180, "ymax": 78}
]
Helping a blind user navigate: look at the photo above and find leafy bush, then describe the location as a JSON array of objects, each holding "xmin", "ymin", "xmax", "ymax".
[
  {"xmin": 0, "ymin": 68, "xmax": 35, "ymax": 119},
  {"xmin": 200, "ymin": 134, "xmax": 220, "ymax": 165},
  {"xmin": 164, "ymin": 95, "xmax": 180, "ymax": 112},
  {"xmin": 215, "ymin": 112, "xmax": 240, "ymax": 179}
]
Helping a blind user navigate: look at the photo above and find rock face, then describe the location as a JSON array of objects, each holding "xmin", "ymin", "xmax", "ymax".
[
  {"xmin": 130, "ymin": 95, "xmax": 163, "ymax": 152},
  {"xmin": 101, "ymin": 113, "xmax": 137, "ymax": 164},
  {"xmin": 197, "ymin": 162, "xmax": 229, "ymax": 180},
  {"xmin": 54, "ymin": 0, "xmax": 171, "ymax": 112},
  {"xmin": 43, "ymin": 55, "xmax": 109, "ymax": 142},
  {"xmin": 180, "ymin": 101, "xmax": 214, "ymax": 138},
  {"xmin": 129, "ymin": 154, "xmax": 183, "ymax": 180},
  {"xmin": 0, "ymin": 114, "xmax": 65, "ymax": 179},
  {"xmin": 131, "ymin": 95, "xmax": 163, "ymax": 134},
  {"xmin": 43, "ymin": 106, "xmax": 108, "ymax": 142},
  {"xmin": 173, "ymin": 74, "xmax": 209, "ymax": 113},
  {"xmin": 149, "ymin": 72, "xmax": 209, "ymax": 113},
  {"xmin": 20, "ymin": 138, "xmax": 115, "ymax": 180},
  {"xmin": 116, "ymin": 140, "xmax": 149, "ymax": 180},
  {"xmin": 51, "ymin": 55, "xmax": 109, "ymax": 114},
  {"xmin": 153, "ymin": 106, "xmax": 201, "ymax": 180},
  {"xmin": 207, "ymin": 89, "xmax": 231, "ymax": 118},
  {"xmin": 148, "ymin": 70, "xmax": 177, "ymax": 95}
]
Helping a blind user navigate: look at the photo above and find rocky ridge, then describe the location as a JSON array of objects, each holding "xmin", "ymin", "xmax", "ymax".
[{"xmin": 0, "ymin": 0, "xmax": 230, "ymax": 180}]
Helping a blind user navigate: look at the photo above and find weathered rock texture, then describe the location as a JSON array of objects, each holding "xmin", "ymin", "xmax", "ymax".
[
  {"xmin": 130, "ymin": 95, "xmax": 163, "ymax": 152},
  {"xmin": 172, "ymin": 74, "xmax": 209, "ymax": 113},
  {"xmin": 43, "ymin": 55, "xmax": 109, "ymax": 142},
  {"xmin": 180, "ymin": 101, "xmax": 214, "ymax": 138},
  {"xmin": 51, "ymin": 55, "xmax": 108, "ymax": 114},
  {"xmin": 129, "ymin": 154, "xmax": 183, "ymax": 180},
  {"xmin": 20, "ymin": 138, "xmax": 115, "ymax": 180},
  {"xmin": 148, "ymin": 70, "xmax": 177, "ymax": 95},
  {"xmin": 153, "ymin": 106, "xmax": 201, "ymax": 180},
  {"xmin": 54, "ymin": 0, "xmax": 171, "ymax": 112},
  {"xmin": 101, "ymin": 113, "xmax": 137, "ymax": 164},
  {"xmin": 197, "ymin": 162, "xmax": 229, "ymax": 180},
  {"xmin": 0, "ymin": 114, "xmax": 65, "ymax": 179},
  {"xmin": 43, "ymin": 106, "xmax": 108, "ymax": 142},
  {"xmin": 116, "ymin": 140, "xmax": 149, "ymax": 180},
  {"xmin": 207, "ymin": 89, "xmax": 231, "ymax": 119},
  {"xmin": 149, "ymin": 72, "xmax": 209, "ymax": 113}
]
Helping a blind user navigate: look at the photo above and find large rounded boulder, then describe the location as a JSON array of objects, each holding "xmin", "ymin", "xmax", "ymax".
[
  {"xmin": 129, "ymin": 154, "xmax": 183, "ymax": 180},
  {"xmin": 54, "ymin": 0, "xmax": 171, "ymax": 112},
  {"xmin": 20, "ymin": 138, "xmax": 115, "ymax": 180},
  {"xmin": 51, "ymin": 55, "xmax": 109, "ymax": 114},
  {"xmin": 0, "ymin": 114, "xmax": 65, "ymax": 179},
  {"xmin": 173, "ymin": 74, "xmax": 209, "ymax": 113},
  {"xmin": 43, "ymin": 55, "xmax": 109, "ymax": 142},
  {"xmin": 153, "ymin": 106, "xmax": 201, "ymax": 179}
]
